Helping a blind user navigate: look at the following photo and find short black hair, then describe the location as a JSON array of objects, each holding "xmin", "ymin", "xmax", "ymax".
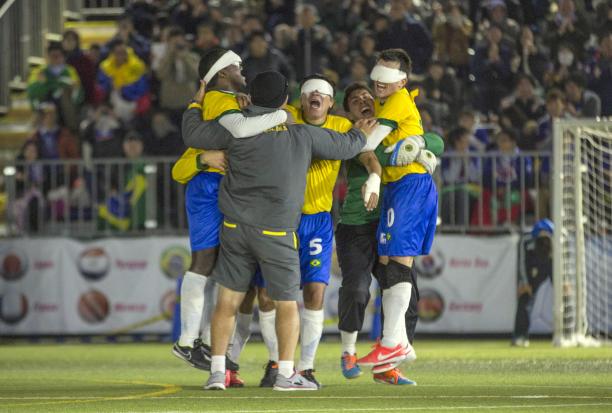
[
  {"xmin": 168, "ymin": 26, "xmax": 185, "ymax": 39},
  {"xmin": 343, "ymin": 82, "xmax": 372, "ymax": 112},
  {"xmin": 299, "ymin": 74, "xmax": 336, "ymax": 97},
  {"xmin": 63, "ymin": 30, "xmax": 80, "ymax": 45},
  {"xmin": 198, "ymin": 46, "xmax": 229, "ymax": 85},
  {"xmin": 47, "ymin": 41, "xmax": 65, "ymax": 55},
  {"xmin": 247, "ymin": 30, "xmax": 267, "ymax": 43},
  {"xmin": 378, "ymin": 48, "xmax": 412, "ymax": 75},
  {"xmin": 448, "ymin": 127, "xmax": 470, "ymax": 148}
]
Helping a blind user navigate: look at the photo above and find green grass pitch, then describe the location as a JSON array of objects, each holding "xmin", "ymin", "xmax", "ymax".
[{"xmin": 1, "ymin": 339, "xmax": 611, "ymax": 412}]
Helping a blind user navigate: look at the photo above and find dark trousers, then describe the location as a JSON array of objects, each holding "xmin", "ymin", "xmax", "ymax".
[
  {"xmin": 336, "ymin": 222, "xmax": 378, "ymax": 333},
  {"xmin": 513, "ymin": 292, "xmax": 535, "ymax": 339}
]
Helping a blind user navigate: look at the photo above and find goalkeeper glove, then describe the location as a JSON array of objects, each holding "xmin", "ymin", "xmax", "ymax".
[
  {"xmin": 362, "ymin": 173, "xmax": 381, "ymax": 211},
  {"xmin": 416, "ymin": 149, "xmax": 438, "ymax": 174},
  {"xmin": 384, "ymin": 135, "xmax": 425, "ymax": 166}
]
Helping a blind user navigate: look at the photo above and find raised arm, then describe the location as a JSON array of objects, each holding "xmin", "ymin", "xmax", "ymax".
[{"xmin": 218, "ymin": 110, "xmax": 287, "ymax": 138}]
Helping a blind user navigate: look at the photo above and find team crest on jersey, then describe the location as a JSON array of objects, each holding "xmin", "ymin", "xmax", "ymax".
[{"xmin": 310, "ymin": 259, "xmax": 321, "ymax": 267}]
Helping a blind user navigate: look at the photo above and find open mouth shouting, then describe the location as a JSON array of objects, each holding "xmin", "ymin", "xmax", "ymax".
[
  {"xmin": 308, "ymin": 93, "xmax": 324, "ymax": 110},
  {"xmin": 374, "ymin": 81, "xmax": 389, "ymax": 97}
]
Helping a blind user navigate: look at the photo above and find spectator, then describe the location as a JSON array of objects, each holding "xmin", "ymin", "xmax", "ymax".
[
  {"xmin": 356, "ymin": 30, "xmax": 378, "ymax": 71},
  {"xmin": 564, "ymin": 73, "xmax": 602, "ymax": 117},
  {"xmin": 97, "ymin": 131, "xmax": 147, "ymax": 231},
  {"xmin": 62, "ymin": 30, "xmax": 97, "ymax": 105},
  {"xmin": 139, "ymin": 110, "xmax": 186, "ymax": 157},
  {"xmin": 125, "ymin": 0, "xmax": 159, "ymax": 39},
  {"xmin": 98, "ymin": 40, "xmax": 150, "ymax": 122},
  {"xmin": 457, "ymin": 109, "xmax": 493, "ymax": 151},
  {"xmin": 13, "ymin": 141, "xmax": 45, "ymax": 232},
  {"xmin": 273, "ymin": 23, "xmax": 296, "ymax": 59},
  {"xmin": 537, "ymin": 89, "xmax": 571, "ymax": 151},
  {"xmin": 441, "ymin": 127, "xmax": 480, "ymax": 226},
  {"xmin": 515, "ymin": 25, "xmax": 549, "ymax": 85},
  {"xmin": 422, "ymin": 60, "xmax": 460, "ymax": 122},
  {"xmin": 471, "ymin": 24, "xmax": 513, "ymax": 113},
  {"xmin": 103, "ymin": 14, "xmax": 151, "ymax": 63},
  {"xmin": 432, "ymin": 1, "xmax": 473, "ymax": 75},
  {"xmin": 545, "ymin": 0, "xmax": 589, "ymax": 60},
  {"xmin": 543, "ymin": 43, "xmax": 581, "ymax": 90},
  {"xmin": 501, "ymin": 74, "xmax": 545, "ymax": 122},
  {"xmin": 27, "ymin": 42, "xmax": 83, "ymax": 131},
  {"xmin": 477, "ymin": 129, "xmax": 533, "ymax": 226},
  {"xmin": 242, "ymin": 31, "xmax": 295, "ymax": 85},
  {"xmin": 30, "ymin": 103, "xmax": 80, "ymax": 160},
  {"xmin": 264, "ymin": 0, "xmax": 296, "ymax": 30},
  {"xmin": 341, "ymin": 56, "xmax": 369, "ymax": 89},
  {"xmin": 192, "ymin": 22, "xmax": 220, "ymax": 58},
  {"xmin": 325, "ymin": 33, "xmax": 351, "ymax": 81},
  {"xmin": 293, "ymin": 4, "xmax": 332, "ymax": 79},
  {"xmin": 340, "ymin": 0, "xmax": 377, "ymax": 33},
  {"xmin": 379, "ymin": 0, "xmax": 433, "ymax": 75},
  {"xmin": 483, "ymin": 0, "xmax": 520, "ymax": 48},
  {"xmin": 589, "ymin": 31, "xmax": 612, "ymax": 116},
  {"xmin": 171, "ymin": 0, "xmax": 209, "ymax": 37},
  {"xmin": 82, "ymin": 103, "xmax": 125, "ymax": 159},
  {"xmin": 156, "ymin": 27, "xmax": 199, "ymax": 117}
]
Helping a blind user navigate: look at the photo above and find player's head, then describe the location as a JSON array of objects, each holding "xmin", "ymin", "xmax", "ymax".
[
  {"xmin": 343, "ymin": 82, "xmax": 374, "ymax": 121},
  {"xmin": 299, "ymin": 74, "xmax": 335, "ymax": 123},
  {"xmin": 198, "ymin": 46, "xmax": 246, "ymax": 92},
  {"xmin": 532, "ymin": 218, "xmax": 554, "ymax": 255},
  {"xmin": 47, "ymin": 41, "xmax": 66, "ymax": 67},
  {"xmin": 370, "ymin": 48, "xmax": 411, "ymax": 100},
  {"xmin": 250, "ymin": 71, "xmax": 289, "ymax": 109}
]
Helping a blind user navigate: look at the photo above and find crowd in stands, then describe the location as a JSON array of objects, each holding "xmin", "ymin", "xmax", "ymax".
[{"xmin": 10, "ymin": 0, "xmax": 612, "ymax": 233}]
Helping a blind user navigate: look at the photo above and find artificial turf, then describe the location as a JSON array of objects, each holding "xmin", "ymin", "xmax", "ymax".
[{"xmin": 1, "ymin": 339, "xmax": 611, "ymax": 412}]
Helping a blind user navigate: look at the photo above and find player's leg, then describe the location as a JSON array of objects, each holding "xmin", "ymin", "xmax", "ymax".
[
  {"xmin": 205, "ymin": 222, "xmax": 257, "ymax": 390},
  {"xmin": 513, "ymin": 292, "xmax": 534, "ymax": 347},
  {"xmin": 336, "ymin": 221, "xmax": 378, "ymax": 379},
  {"xmin": 297, "ymin": 212, "xmax": 334, "ymax": 388},
  {"xmin": 226, "ymin": 286, "xmax": 256, "ymax": 387},
  {"xmin": 174, "ymin": 172, "xmax": 223, "ymax": 370},
  {"xmin": 253, "ymin": 227, "xmax": 317, "ymax": 391},
  {"xmin": 257, "ymin": 286, "xmax": 280, "ymax": 387}
]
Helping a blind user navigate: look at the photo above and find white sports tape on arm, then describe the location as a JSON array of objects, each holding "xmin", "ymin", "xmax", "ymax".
[
  {"xmin": 218, "ymin": 111, "xmax": 288, "ymax": 138},
  {"xmin": 300, "ymin": 79, "xmax": 334, "ymax": 97},
  {"xmin": 360, "ymin": 124, "xmax": 393, "ymax": 152},
  {"xmin": 203, "ymin": 50, "xmax": 242, "ymax": 83},
  {"xmin": 370, "ymin": 65, "xmax": 407, "ymax": 83}
]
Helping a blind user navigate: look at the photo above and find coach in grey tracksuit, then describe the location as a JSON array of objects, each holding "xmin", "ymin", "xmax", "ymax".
[{"xmin": 182, "ymin": 71, "xmax": 376, "ymax": 390}]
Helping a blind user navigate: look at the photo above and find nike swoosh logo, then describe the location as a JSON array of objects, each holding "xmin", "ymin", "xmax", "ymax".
[{"xmin": 377, "ymin": 347, "xmax": 403, "ymax": 361}]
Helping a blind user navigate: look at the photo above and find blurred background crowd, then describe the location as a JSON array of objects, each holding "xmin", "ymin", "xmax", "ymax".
[{"xmin": 6, "ymin": 0, "xmax": 612, "ymax": 234}]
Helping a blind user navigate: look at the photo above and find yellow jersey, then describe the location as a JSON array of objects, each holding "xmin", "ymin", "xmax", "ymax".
[
  {"xmin": 375, "ymin": 88, "xmax": 425, "ymax": 183},
  {"xmin": 286, "ymin": 105, "xmax": 353, "ymax": 215},
  {"xmin": 171, "ymin": 90, "xmax": 241, "ymax": 184}
]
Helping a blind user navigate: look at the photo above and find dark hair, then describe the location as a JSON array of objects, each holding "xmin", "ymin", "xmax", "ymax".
[
  {"xmin": 47, "ymin": 41, "xmax": 65, "ymax": 55},
  {"xmin": 299, "ymin": 74, "xmax": 336, "ymax": 97},
  {"xmin": 447, "ymin": 127, "xmax": 470, "ymax": 148},
  {"xmin": 515, "ymin": 73, "xmax": 537, "ymax": 88},
  {"xmin": 566, "ymin": 72, "xmax": 587, "ymax": 89},
  {"xmin": 62, "ymin": 30, "xmax": 80, "ymax": 47},
  {"xmin": 198, "ymin": 46, "xmax": 229, "ymax": 84},
  {"xmin": 546, "ymin": 88, "xmax": 565, "ymax": 103},
  {"xmin": 168, "ymin": 26, "xmax": 185, "ymax": 39},
  {"xmin": 498, "ymin": 128, "xmax": 518, "ymax": 143},
  {"xmin": 343, "ymin": 82, "xmax": 372, "ymax": 112},
  {"xmin": 247, "ymin": 30, "xmax": 267, "ymax": 43},
  {"xmin": 108, "ymin": 38, "xmax": 126, "ymax": 52},
  {"xmin": 378, "ymin": 48, "xmax": 412, "ymax": 75}
]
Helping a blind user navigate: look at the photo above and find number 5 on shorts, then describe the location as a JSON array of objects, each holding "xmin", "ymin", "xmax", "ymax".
[{"xmin": 309, "ymin": 238, "xmax": 323, "ymax": 256}]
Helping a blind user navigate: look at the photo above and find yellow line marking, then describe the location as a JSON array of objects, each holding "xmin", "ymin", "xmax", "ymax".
[
  {"xmin": 3, "ymin": 379, "xmax": 181, "ymax": 408},
  {"xmin": 262, "ymin": 230, "xmax": 286, "ymax": 236}
]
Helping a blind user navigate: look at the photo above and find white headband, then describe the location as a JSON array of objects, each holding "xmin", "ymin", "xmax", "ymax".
[
  {"xmin": 370, "ymin": 65, "xmax": 407, "ymax": 83},
  {"xmin": 203, "ymin": 50, "xmax": 242, "ymax": 83},
  {"xmin": 301, "ymin": 79, "xmax": 334, "ymax": 97}
]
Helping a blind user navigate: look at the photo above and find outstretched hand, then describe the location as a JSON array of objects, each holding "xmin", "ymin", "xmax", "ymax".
[{"xmin": 354, "ymin": 118, "xmax": 378, "ymax": 136}]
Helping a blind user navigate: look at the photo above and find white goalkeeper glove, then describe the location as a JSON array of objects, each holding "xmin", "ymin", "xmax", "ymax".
[
  {"xmin": 416, "ymin": 149, "xmax": 438, "ymax": 174},
  {"xmin": 362, "ymin": 173, "xmax": 381, "ymax": 211},
  {"xmin": 384, "ymin": 135, "xmax": 425, "ymax": 166}
]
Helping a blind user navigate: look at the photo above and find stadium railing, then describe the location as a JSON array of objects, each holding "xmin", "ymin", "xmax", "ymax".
[{"xmin": 0, "ymin": 152, "xmax": 552, "ymax": 237}]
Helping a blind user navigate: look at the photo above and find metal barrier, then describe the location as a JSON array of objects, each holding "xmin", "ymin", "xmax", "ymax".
[{"xmin": 1, "ymin": 152, "xmax": 553, "ymax": 238}]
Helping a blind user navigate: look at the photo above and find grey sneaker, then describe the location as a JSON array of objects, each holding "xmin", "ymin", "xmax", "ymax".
[
  {"xmin": 204, "ymin": 371, "xmax": 227, "ymax": 390},
  {"xmin": 172, "ymin": 339, "xmax": 211, "ymax": 370},
  {"xmin": 273, "ymin": 372, "xmax": 318, "ymax": 391}
]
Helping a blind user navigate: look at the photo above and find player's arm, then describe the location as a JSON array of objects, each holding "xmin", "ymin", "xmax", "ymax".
[
  {"xmin": 182, "ymin": 106, "xmax": 233, "ymax": 150},
  {"xmin": 358, "ymin": 151, "xmax": 382, "ymax": 211},
  {"xmin": 218, "ymin": 110, "xmax": 287, "ymax": 138},
  {"xmin": 306, "ymin": 119, "xmax": 376, "ymax": 160}
]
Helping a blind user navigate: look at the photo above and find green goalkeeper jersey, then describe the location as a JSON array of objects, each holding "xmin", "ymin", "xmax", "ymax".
[{"xmin": 340, "ymin": 145, "xmax": 389, "ymax": 226}]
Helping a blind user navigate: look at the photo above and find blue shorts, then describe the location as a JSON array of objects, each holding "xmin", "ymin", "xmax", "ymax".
[
  {"xmin": 185, "ymin": 172, "xmax": 223, "ymax": 252},
  {"xmin": 377, "ymin": 173, "xmax": 438, "ymax": 257},
  {"xmin": 298, "ymin": 212, "xmax": 334, "ymax": 285}
]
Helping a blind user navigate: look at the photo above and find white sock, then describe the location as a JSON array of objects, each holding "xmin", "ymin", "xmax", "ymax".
[
  {"xmin": 178, "ymin": 271, "xmax": 207, "ymax": 347},
  {"xmin": 298, "ymin": 308, "xmax": 324, "ymax": 371},
  {"xmin": 259, "ymin": 309, "xmax": 279, "ymax": 361},
  {"xmin": 229, "ymin": 312, "xmax": 253, "ymax": 363},
  {"xmin": 381, "ymin": 282, "xmax": 412, "ymax": 348},
  {"xmin": 200, "ymin": 279, "xmax": 217, "ymax": 346},
  {"xmin": 340, "ymin": 330, "xmax": 358, "ymax": 355},
  {"xmin": 211, "ymin": 355, "xmax": 225, "ymax": 374},
  {"xmin": 278, "ymin": 360, "xmax": 294, "ymax": 378}
]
